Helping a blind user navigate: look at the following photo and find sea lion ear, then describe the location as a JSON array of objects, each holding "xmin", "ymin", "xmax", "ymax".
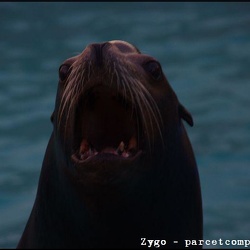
[
  {"xmin": 50, "ymin": 111, "xmax": 54, "ymax": 123},
  {"xmin": 179, "ymin": 103, "xmax": 194, "ymax": 127}
]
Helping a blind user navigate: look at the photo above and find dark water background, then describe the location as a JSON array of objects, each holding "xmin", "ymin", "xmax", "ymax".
[{"xmin": 0, "ymin": 2, "xmax": 249, "ymax": 248}]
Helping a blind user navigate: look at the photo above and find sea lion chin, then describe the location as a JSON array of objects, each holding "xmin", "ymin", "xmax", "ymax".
[{"xmin": 17, "ymin": 40, "xmax": 203, "ymax": 249}]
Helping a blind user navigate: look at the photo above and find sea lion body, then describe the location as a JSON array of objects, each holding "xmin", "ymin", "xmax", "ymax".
[{"xmin": 17, "ymin": 40, "xmax": 202, "ymax": 249}]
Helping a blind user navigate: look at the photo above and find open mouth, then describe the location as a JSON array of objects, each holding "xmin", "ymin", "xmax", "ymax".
[{"xmin": 71, "ymin": 86, "xmax": 143, "ymax": 165}]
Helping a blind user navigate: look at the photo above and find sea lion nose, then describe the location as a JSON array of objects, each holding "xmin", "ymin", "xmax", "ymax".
[{"xmin": 90, "ymin": 42, "xmax": 110, "ymax": 67}]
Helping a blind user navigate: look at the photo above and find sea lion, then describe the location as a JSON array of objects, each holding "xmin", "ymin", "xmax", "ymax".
[{"xmin": 17, "ymin": 40, "xmax": 203, "ymax": 249}]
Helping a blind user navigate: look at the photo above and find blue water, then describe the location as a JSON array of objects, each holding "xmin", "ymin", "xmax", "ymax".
[{"xmin": 0, "ymin": 2, "xmax": 250, "ymax": 248}]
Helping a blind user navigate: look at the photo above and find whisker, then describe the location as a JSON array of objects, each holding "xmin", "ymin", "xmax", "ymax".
[{"xmin": 57, "ymin": 53, "xmax": 164, "ymax": 154}]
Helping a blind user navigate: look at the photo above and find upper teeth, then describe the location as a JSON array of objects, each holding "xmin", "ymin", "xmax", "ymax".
[
  {"xmin": 128, "ymin": 135, "xmax": 137, "ymax": 150},
  {"xmin": 116, "ymin": 141, "xmax": 125, "ymax": 155},
  {"xmin": 80, "ymin": 139, "xmax": 89, "ymax": 152}
]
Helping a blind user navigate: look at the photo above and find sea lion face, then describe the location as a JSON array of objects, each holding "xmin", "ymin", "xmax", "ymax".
[{"xmin": 52, "ymin": 40, "xmax": 192, "ymax": 183}]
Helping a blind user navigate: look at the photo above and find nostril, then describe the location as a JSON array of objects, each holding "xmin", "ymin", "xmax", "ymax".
[
  {"xmin": 100, "ymin": 42, "xmax": 111, "ymax": 50},
  {"xmin": 90, "ymin": 42, "xmax": 110, "ymax": 67},
  {"xmin": 91, "ymin": 42, "xmax": 110, "ymax": 53}
]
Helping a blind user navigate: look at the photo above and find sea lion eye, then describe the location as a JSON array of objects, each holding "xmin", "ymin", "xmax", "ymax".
[
  {"xmin": 143, "ymin": 61, "xmax": 163, "ymax": 81},
  {"xmin": 59, "ymin": 64, "xmax": 70, "ymax": 82}
]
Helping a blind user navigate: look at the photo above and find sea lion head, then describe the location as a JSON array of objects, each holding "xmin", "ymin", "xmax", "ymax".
[{"xmin": 51, "ymin": 40, "xmax": 193, "ymax": 186}]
